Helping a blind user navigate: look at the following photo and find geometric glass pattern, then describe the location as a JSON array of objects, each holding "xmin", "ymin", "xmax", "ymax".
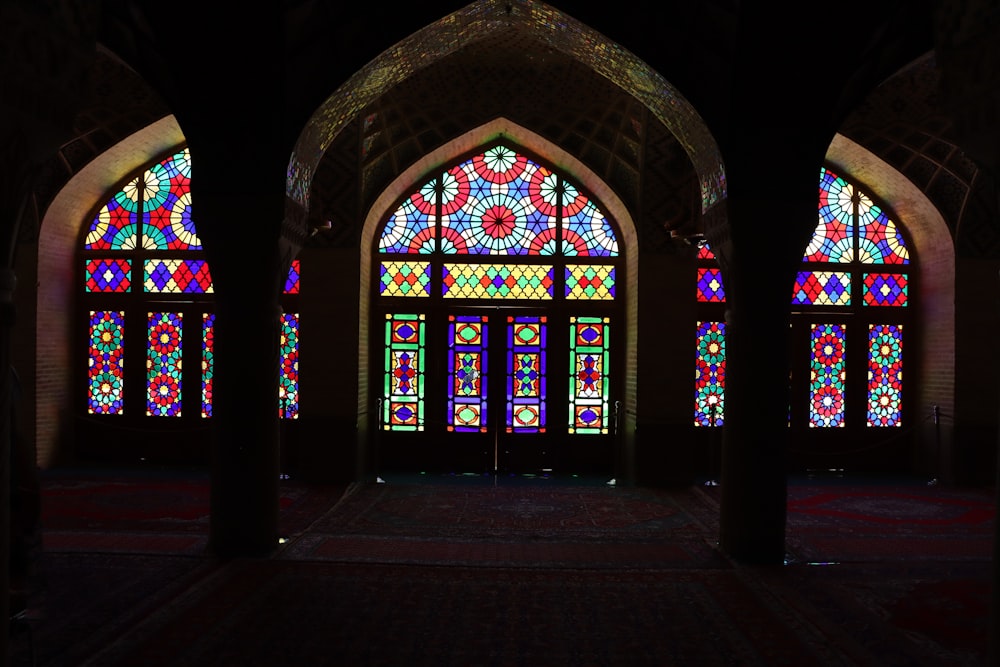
[
  {"xmin": 862, "ymin": 273, "xmax": 908, "ymax": 307},
  {"xmin": 85, "ymin": 177, "xmax": 141, "ymax": 250},
  {"xmin": 384, "ymin": 314, "xmax": 425, "ymax": 431},
  {"xmin": 447, "ymin": 314, "xmax": 489, "ymax": 432},
  {"xmin": 868, "ymin": 324, "xmax": 902, "ymax": 427},
  {"xmin": 568, "ymin": 316, "xmax": 610, "ymax": 434},
  {"xmin": 806, "ymin": 168, "xmax": 854, "ymax": 263},
  {"xmin": 147, "ymin": 312, "xmax": 183, "ymax": 417},
  {"xmin": 696, "ymin": 268, "xmax": 726, "ymax": 303},
  {"xmin": 380, "ymin": 261, "xmax": 432, "ymax": 297},
  {"xmin": 85, "ymin": 258, "xmax": 132, "ymax": 292},
  {"xmin": 809, "ymin": 323, "xmax": 846, "ymax": 428},
  {"xmin": 439, "ymin": 146, "xmax": 558, "ymax": 255},
  {"xmin": 507, "ymin": 315, "xmax": 546, "ymax": 433},
  {"xmin": 565, "ymin": 265, "xmax": 616, "ymax": 300},
  {"xmin": 202, "ymin": 313, "xmax": 214, "ymax": 418},
  {"xmin": 141, "ymin": 148, "xmax": 200, "ymax": 250},
  {"xmin": 88, "ymin": 311, "xmax": 125, "ymax": 415},
  {"xmin": 144, "ymin": 259, "xmax": 214, "ymax": 293},
  {"xmin": 377, "ymin": 144, "xmax": 619, "ymax": 258},
  {"xmin": 379, "ymin": 187, "xmax": 437, "ymax": 254},
  {"xmin": 284, "ymin": 259, "xmax": 301, "ymax": 294},
  {"xmin": 694, "ymin": 321, "xmax": 725, "ymax": 427},
  {"xmin": 442, "ymin": 264, "xmax": 554, "ymax": 299},
  {"xmin": 791, "ymin": 271, "xmax": 851, "ymax": 306},
  {"xmin": 279, "ymin": 313, "xmax": 299, "ymax": 420},
  {"xmin": 856, "ymin": 194, "xmax": 909, "ymax": 265},
  {"xmin": 561, "ymin": 195, "xmax": 619, "ymax": 257}
]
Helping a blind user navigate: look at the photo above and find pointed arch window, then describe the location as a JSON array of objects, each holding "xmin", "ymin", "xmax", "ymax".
[
  {"xmin": 694, "ymin": 167, "xmax": 911, "ymax": 429},
  {"xmin": 376, "ymin": 144, "xmax": 621, "ymax": 435},
  {"xmin": 83, "ymin": 147, "xmax": 300, "ymax": 422}
]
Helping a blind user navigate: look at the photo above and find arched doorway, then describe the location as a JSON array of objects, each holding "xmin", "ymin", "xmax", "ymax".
[{"xmin": 370, "ymin": 142, "xmax": 626, "ymax": 477}]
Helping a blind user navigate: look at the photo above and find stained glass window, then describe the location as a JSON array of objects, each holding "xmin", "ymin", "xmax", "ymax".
[
  {"xmin": 375, "ymin": 144, "xmax": 622, "ymax": 438},
  {"xmin": 507, "ymin": 315, "xmax": 546, "ymax": 433},
  {"xmin": 280, "ymin": 314, "xmax": 299, "ymax": 419},
  {"xmin": 868, "ymin": 324, "xmax": 903, "ymax": 426},
  {"xmin": 448, "ymin": 315, "xmax": 489, "ymax": 432},
  {"xmin": 84, "ymin": 147, "xmax": 303, "ymax": 427},
  {"xmin": 694, "ymin": 321, "xmax": 725, "ymax": 427},
  {"xmin": 147, "ymin": 312, "xmax": 183, "ymax": 417},
  {"xmin": 810, "ymin": 323, "xmax": 846, "ymax": 427},
  {"xmin": 384, "ymin": 314, "xmax": 425, "ymax": 431},
  {"xmin": 569, "ymin": 317, "xmax": 610, "ymax": 434},
  {"xmin": 693, "ymin": 168, "xmax": 912, "ymax": 432},
  {"xmin": 88, "ymin": 311, "xmax": 125, "ymax": 414}
]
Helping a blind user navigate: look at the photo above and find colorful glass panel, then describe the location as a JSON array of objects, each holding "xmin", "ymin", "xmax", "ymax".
[
  {"xmin": 88, "ymin": 310, "xmax": 125, "ymax": 415},
  {"xmin": 85, "ymin": 177, "xmax": 140, "ymax": 250},
  {"xmin": 142, "ymin": 148, "xmax": 200, "ymax": 250},
  {"xmin": 384, "ymin": 314, "xmax": 425, "ymax": 431},
  {"xmin": 280, "ymin": 313, "xmax": 299, "ymax": 419},
  {"xmin": 857, "ymin": 197, "xmax": 909, "ymax": 264},
  {"xmin": 447, "ymin": 315, "xmax": 489, "ymax": 432},
  {"xmin": 697, "ymin": 243, "xmax": 715, "ymax": 260},
  {"xmin": 561, "ymin": 191, "xmax": 619, "ymax": 257},
  {"xmin": 565, "ymin": 265, "xmax": 616, "ymax": 300},
  {"xmin": 85, "ymin": 259, "xmax": 132, "ymax": 293},
  {"xmin": 809, "ymin": 323, "xmax": 846, "ymax": 428},
  {"xmin": 863, "ymin": 273, "xmax": 908, "ymax": 307},
  {"xmin": 868, "ymin": 324, "xmax": 903, "ymax": 427},
  {"xmin": 144, "ymin": 259, "xmax": 214, "ymax": 293},
  {"xmin": 379, "ymin": 186, "xmax": 437, "ymax": 254},
  {"xmin": 202, "ymin": 313, "xmax": 214, "ymax": 418},
  {"xmin": 791, "ymin": 271, "xmax": 851, "ymax": 306},
  {"xmin": 284, "ymin": 259, "xmax": 301, "ymax": 294},
  {"xmin": 697, "ymin": 268, "xmax": 726, "ymax": 303},
  {"xmin": 147, "ymin": 312, "xmax": 183, "ymax": 417},
  {"xmin": 507, "ymin": 315, "xmax": 546, "ymax": 432},
  {"xmin": 569, "ymin": 317, "xmax": 610, "ymax": 434},
  {"xmin": 442, "ymin": 264, "xmax": 554, "ymax": 299},
  {"xmin": 807, "ymin": 168, "xmax": 854, "ymax": 263},
  {"xmin": 694, "ymin": 321, "xmax": 725, "ymax": 427},
  {"xmin": 380, "ymin": 261, "xmax": 432, "ymax": 297},
  {"xmin": 439, "ymin": 146, "xmax": 557, "ymax": 255}
]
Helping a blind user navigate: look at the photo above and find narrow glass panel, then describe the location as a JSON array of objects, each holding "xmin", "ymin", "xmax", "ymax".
[
  {"xmin": 85, "ymin": 177, "xmax": 140, "ymax": 250},
  {"xmin": 88, "ymin": 311, "xmax": 125, "ymax": 414},
  {"xmin": 384, "ymin": 314, "xmax": 425, "ymax": 431},
  {"xmin": 280, "ymin": 313, "xmax": 299, "ymax": 419},
  {"xmin": 142, "ymin": 148, "xmax": 200, "ymax": 250},
  {"xmin": 447, "ymin": 314, "xmax": 488, "ymax": 432},
  {"xmin": 284, "ymin": 259, "xmax": 301, "ymax": 294},
  {"xmin": 569, "ymin": 316, "xmax": 610, "ymax": 434},
  {"xmin": 442, "ymin": 264, "xmax": 554, "ymax": 299},
  {"xmin": 565, "ymin": 265, "xmax": 616, "ymax": 300},
  {"xmin": 809, "ymin": 323, "xmax": 846, "ymax": 427},
  {"xmin": 202, "ymin": 313, "xmax": 214, "ymax": 418},
  {"xmin": 862, "ymin": 273, "xmax": 908, "ymax": 306},
  {"xmin": 507, "ymin": 315, "xmax": 546, "ymax": 432},
  {"xmin": 696, "ymin": 268, "xmax": 725, "ymax": 303},
  {"xmin": 380, "ymin": 261, "xmax": 432, "ymax": 297},
  {"xmin": 85, "ymin": 259, "xmax": 132, "ymax": 292},
  {"xmin": 868, "ymin": 324, "xmax": 903, "ymax": 427},
  {"xmin": 144, "ymin": 259, "xmax": 214, "ymax": 293},
  {"xmin": 791, "ymin": 271, "xmax": 851, "ymax": 306},
  {"xmin": 694, "ymin": 321, "xmax": 725, "ymax": 427},
  {"xmin": 147, "ymin": 312, "xmax": 183, "ymax": 417},
  {"xmin": 807, "ymin": 168, "xmax": 854, "ymax": 263}
]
